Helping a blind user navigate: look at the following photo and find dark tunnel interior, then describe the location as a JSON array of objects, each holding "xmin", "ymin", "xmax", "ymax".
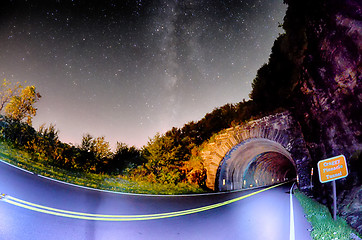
[
  {"xmin": 216, "ymin": 138, "xmax": 298, "ymax": 191},
  {"xmin": 242, "ymin": 152, "xmax": 297, "ymax": 188}
]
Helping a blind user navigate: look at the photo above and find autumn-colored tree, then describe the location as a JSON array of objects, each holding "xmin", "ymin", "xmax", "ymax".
[
  {"xmin": 0, "ymin": 79, "xmax": 22, "ymax": 113},
  {"xmin": 184, "ymin": 150, "xmax": 206, "ymax": 187},
  {"xmin": 92, "ymin": 136, "xmax": 112, "ymax": 159},
  {"xmin": 5, "ymin": 85, "xmax": 41, "ymax": 125}
]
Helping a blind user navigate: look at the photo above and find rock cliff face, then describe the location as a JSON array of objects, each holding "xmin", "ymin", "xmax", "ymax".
[
  {"xmin": 293, "ymin": 0, "xmax": 361, "ymax": 164},
  {"xmin": 287, "ymin": 0, "xmax": 361, "ymax": 233}
]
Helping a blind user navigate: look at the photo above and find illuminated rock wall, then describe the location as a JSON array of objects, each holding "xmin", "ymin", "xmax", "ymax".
[
  {"xmin": 292, "ymin": 0, "xmax": 362, "ymax": 163},
  {"xmin": 288, "ymin": 0, "xmax": 362, "ymax": 233}
]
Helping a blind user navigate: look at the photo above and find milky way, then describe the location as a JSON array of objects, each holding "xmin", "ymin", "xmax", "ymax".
[{"xmin": 0, "ymin": 0, "xmax": 286, "ymax": 148}]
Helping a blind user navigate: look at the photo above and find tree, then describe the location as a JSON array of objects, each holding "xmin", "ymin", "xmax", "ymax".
[
  {"xmin": 78, "ymin": 134, "xmax": 112, "ymax": 172},
  {"xmin": 5, "ymin": 85, "xmax": 41, "ymax": 125},
  {"xmin": 80, "ymin": 133, "xmax": 94, "ymax": 152},
  {"xmin": 38, "ymin": 123, "xmax": 59, "ymax": 143},
  {"xmin": 0, "ymin": 79, "xmax": 22, "ymax": 113},
  {"xmin": 140, "ymin": 133, "xmax": 185, "ymax": 184},
  {"xmin": 1, "ymin": 117, "xmax": 37, "ymax": 146},
  {"xmin": 110, "ymin": 142, "xmax": 142, "ymax": 173},
  {"xmin": 92, "ymin": 136, "xmax": 112, "ymax": 159}
]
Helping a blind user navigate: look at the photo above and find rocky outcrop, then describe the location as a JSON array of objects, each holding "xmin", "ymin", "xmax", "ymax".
[
  {"xmin": 293, "ymin": 0, "xmax": 361, "ymax": 162},
  {"xmin": 286, "ymin": 0, "xmax": 361, "ymax": 234},
  {"xmin": 340, "ymin": 185, "xmax": 362, "ymax": 234}
]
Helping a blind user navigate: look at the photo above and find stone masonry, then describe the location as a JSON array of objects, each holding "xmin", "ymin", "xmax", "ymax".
[{"xmin": 201, "ymin": 111, "xmax": 313, "ymax": 191}]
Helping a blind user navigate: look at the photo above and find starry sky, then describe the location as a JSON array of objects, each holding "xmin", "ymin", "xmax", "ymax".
[{"xmin": 0, "ymin": 0, "xmax": 286, "ymax": 149}]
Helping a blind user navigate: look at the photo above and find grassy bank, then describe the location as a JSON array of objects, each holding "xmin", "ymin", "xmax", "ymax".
[
  {"xmin": 294, "ymin": 189, "xmax": 361, "ymax": 240},
  {"xmin": 0, "ymin": 139, "xmax": 205, "ymax": 195}
]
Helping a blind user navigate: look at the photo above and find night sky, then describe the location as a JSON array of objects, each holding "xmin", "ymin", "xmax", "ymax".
[{"xmin": 0, "ymin": 0, "xmax": 286, "ymax": 148}]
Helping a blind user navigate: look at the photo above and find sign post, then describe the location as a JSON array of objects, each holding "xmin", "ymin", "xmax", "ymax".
[
  {"xmin": 317, "ymin": 155, "xmax": 348, "ymax": 220},
  {"xmin": 332, "ymin": 180, "xmax": 337, "ymax": 220},
  {"xmin": 310, "ymin": 168, "xmax": 314, "ymax": 189}
]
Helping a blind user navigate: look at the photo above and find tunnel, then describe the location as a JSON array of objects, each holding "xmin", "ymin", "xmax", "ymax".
[{"xmin": 215, "ymin": 138, "xmax": 297, "ymax": 191}]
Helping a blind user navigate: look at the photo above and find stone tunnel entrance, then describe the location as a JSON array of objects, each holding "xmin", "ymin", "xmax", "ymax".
[
  {"xmin": 201, "ymin": 112, "xmax": 312, "ymax": 192},
  {"xmin": 215, "ymin": 138, "xmax": 297, "ymax": 191}
]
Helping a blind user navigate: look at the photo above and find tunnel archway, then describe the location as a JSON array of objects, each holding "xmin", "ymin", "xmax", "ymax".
[
  {"xmin": 201, "ymin": 112, "xmax": 312, "ymax": 191},
  {"xmin": 215, "ymin": 138, "xmax": 297, "ymax": 191}
]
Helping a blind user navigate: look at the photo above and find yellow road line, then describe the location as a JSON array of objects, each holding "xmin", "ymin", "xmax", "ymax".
[{"xmin": 2, "ymin": 182, "xmax": 285, "ymax": 221}]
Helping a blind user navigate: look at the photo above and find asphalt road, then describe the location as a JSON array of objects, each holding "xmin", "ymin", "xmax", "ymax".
[{"xmin": 0, "ymin": 160, "xmax": 311, "ymax": 240}]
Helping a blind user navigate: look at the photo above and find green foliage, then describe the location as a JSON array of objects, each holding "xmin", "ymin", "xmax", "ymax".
[
  {"xmin": 80, "ymin": 134, "xmax": 112, "ymax": 160},
  {"xmin": 80, "ymin": 133, "xmax": 93, "ymax": 152},
  {"xmin": 38, "ymin": 123, "xmax": 58, "ymax": 143},
  {"xmin": 126, "ymin": 98, "xmax": 274, "ymax": 189},
  {"xmin": 131, "ymin": 133, "xmax": 185, "ymax": 185},
  {"xmin": 0, "ymin": 139, "xmax": 204, "ymax": 194},
  {"xmin": 0, "ymin": 118, "xmax": 145, "ymax": 176},
  {"xmin": 0, "ymin": 120, "xmax": 206, "ymax": 194},
  {"xmin": 0, "ymin": 118, "xmax": 37, "ymax": 146},
  {"xmin": 77, "ymin": 134, "xmax": 113, "ymax": 173},
  {"xmin": 294, "ymin": 190, "xmax": 360, "ymax": 240},
  {"xmin": 111, "ymin": 142, "xmax": 144, "ymax": 173}
]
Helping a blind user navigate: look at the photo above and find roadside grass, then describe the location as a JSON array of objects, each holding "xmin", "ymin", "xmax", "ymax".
[
  {"xmin": 294, "ymin": 189, "xmax": 361, "ymax": 240},
  {"xmin": 0, "ymin": 139, "xmax": 205, "ymax": 195}
]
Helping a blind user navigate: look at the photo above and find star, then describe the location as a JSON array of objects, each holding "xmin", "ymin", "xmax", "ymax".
[{"xmin": 0, "ymin": 0, "xmax": 287, "ymax": 148}]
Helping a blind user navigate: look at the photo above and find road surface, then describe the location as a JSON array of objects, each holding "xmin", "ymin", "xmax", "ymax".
[{"xmin": 0, "ymin": 160, "xmax": 311, "ymax": 240}]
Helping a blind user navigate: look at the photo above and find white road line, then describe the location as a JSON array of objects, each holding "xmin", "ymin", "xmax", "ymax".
[
  {"xmin": 0, "ymin": 159, "xmax": 34, "ymax": 175},
  {"xmin": 35, "ymin": 174, "xmax": 289, "ymax": 197},
  {"xmin": 37, "ymin": 174, "xmax": 102, "ymax": 190},
  {"xmin": 290, "ymin": 182, "xmax": 296, "ymax": 240},
  {"xmin": 37, "ymin": 175, "xmax": 139, "ymax": 196},
  {"xmin": 0, "ymin": 159, "xmax": 225, "ymax": 197},
  {"xmin": 38, "ymin": 174, "xmax": 280, "ymax": 197},
  {"xmin": 1, "ymin": 159, "xmax": 288, "ymax": 197}
]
